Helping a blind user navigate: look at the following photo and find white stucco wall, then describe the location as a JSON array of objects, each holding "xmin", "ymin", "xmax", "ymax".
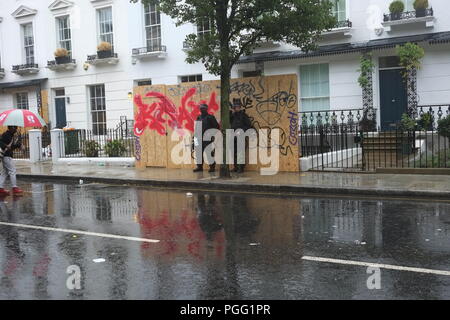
[{"xmin": 0, "ymin": 0, "xmax": 450, "ymax": 131}]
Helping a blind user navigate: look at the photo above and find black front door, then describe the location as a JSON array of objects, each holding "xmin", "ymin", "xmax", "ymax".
[
  {"xmin": 379, "ymin": 69, "xmax": 407, "ymax": 131},
  {"xmin": 55, "ymin": 97, "xmax": 67, "ymax": 129}
]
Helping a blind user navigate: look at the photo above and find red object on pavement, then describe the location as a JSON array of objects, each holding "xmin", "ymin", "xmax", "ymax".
[
  {"xmin": 12, "ymin": 187, "xmax": 23, "ymax": 194},
  {"xmin": 0, "ymin": 188, "xmax": 10, "ymax": 196}
]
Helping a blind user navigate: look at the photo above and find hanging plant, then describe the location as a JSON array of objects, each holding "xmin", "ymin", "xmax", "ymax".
[
  {"xmin": 396, "ymin": 42, "xmax": 425, "ymax": 78},
  {"xmin": 357, "ymin": 53, "xmax": 374, "ymax": 90}
]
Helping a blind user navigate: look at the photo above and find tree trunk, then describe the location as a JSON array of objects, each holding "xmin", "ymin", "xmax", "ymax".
[{"xmin": 220, "ymin": 69, "xmax": 231, "ymax": 178}]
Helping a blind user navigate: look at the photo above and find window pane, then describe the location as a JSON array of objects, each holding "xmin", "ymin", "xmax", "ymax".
[
  {"xmin": 331, "ymin": 0, "xmax": 346, "ymax": 21},
  {"xmin": 90, "ymin": 85, "xmax": 107, "ymax": 134},
  {"xmin": 145, "ymin": 3, "xmax": 161, "ymax": 49},
  {"xmin": 300, "ymin": 64, "xmax": 330, "ymax": 112},
  {"xmin": 97, "ymin": 7, "xmax": 113, "ymax": 46}
]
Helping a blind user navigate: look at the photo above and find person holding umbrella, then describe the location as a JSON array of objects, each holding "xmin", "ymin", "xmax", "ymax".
[{"xmin": 0, "ymin": 108, "xmax": 47, "ymax": 196}]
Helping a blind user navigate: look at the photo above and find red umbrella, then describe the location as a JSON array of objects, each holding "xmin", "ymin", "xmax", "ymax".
[{"xmin": 0, "ymin": 109, "xmax": 46, "ymax": 128}]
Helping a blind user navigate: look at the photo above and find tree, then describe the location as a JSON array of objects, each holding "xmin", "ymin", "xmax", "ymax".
[{"xmin": 131, "ymin": 0, "xmax": 336, "ymax": 177}]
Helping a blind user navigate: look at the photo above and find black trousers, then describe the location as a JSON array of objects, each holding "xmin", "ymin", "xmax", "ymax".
[{"xmin": 195, "ymin": 141, "xmax": 215, "ymax": 168}]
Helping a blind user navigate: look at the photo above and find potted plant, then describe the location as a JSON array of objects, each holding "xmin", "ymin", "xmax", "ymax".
[
  {"xmin": 97, "ymin": 41, "xmax": 113, "ymax": 59},
  {"xmin": 414, "ymin": 0, "xmax": 429, "ymax": 17},
  {"xmin": 83, "ymin": 140, "xmax": 101, "ymax": 157},
  {"xmin": 54, "ymin": 48, "xmax": 70, "ymax": 64},
  {"xmin": 389, "ymin": 0, "xmax": 405, "ymax": 20},
  {"xmin": 104, "ymin": 139, "xmax": 127, "ymax": 157}
]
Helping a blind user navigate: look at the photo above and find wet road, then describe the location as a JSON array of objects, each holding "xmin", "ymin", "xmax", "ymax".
[{"xmin": 1, "ymin": 182, "xmax": 450, "ymax": 300}]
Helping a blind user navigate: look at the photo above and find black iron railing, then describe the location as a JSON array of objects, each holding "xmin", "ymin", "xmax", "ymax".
[
  {"xmin": 335, "ymin": 19, "xmax": 352, "ymax": 28},
  {"xmin": 383, "ymin": 8, "xmax": 433, "ymax": 22},
  {"xmin": 47, "ymin": 59, "xmax": 76, "ymax": 66},
  {"xmin": 61, "ymin": 128, "xmax": 135, "ymax": 158},
  {"xmin": 12, "ymin": 133, "xmax": 30, "ymax": 160},
  {"xmin": 12, "ymin": 64, "xmax": 39, "ymax": 71},
  {"xmin": 87, "ymin": 52, "xmax": 118, "ymax": 61},
  {"xmin": 182, "ymin": 41, "xmax": 192, "ymax": 50},
  {"xmin": 132, "ymin": 45, "xmax": 167, "ymax": 55},
  {"xmin": 299, "ymin": 106, "xmax": 450, "ymax": 171},
  {"xmin": 115, "ymin": 116, "xmax": 134, "ymax": 137}
]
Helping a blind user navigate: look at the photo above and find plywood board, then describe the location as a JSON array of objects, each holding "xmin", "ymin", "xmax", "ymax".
[
  {"xmin": 133, "ymin": 85, "xmax": 168, "ymax": 168},
  {"xmin": 164, "ymin": 81, "xmax": 221, "ymax": 170},
  {"xmin": 133, "ymin": 74, "xmax": 299, "ymax": 172},
  {"xmin": 41, "ymin": 90, "xmax": 49, "ymax": 124}
]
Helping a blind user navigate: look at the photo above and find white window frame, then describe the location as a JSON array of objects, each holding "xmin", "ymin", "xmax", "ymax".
[
  {"xmin": 89, "ymin": 84, "xmax": 107, "ymax": 136},
  {"xmin": 403, "ymin": 0, "xmax": 415, "ymax": 11},
  {"xmin": 197, "ymin": 19, "xmax": 211, "ymax": 40},
  {"xmin": 56, "ymin": 15, "xmax": 72, "ymax": 56},
  {"xmin": 144, "ymin": 3, "xmax": 162, "ymax": 51},
  {"xmin": 22, "ymin": 23, "xmax": 35, "ymax": 65},
  {"xmin": 16, "ymin": 92, "xmax": 29, "ymax": 110},
  {"xmin": 97, "ymin": 6, "xmax": 114, "ymax": 47},
  {"xmin": 331, "ymin": 0, "xmax": 347, "ymax": 22},
  {"xmin": 299, "ymin": 63, "xmax": 330, "ymax": 112}
]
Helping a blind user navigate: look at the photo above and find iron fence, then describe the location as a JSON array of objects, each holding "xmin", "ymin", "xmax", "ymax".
[
  {"xmin": 383, "ymin": 8, "xmax": 433, "ymax": 22},
  {"xmin": 13, "ymin": 133, "xmax": 30, "ymax": 160},
  {"xmin": 299, "ymin": 106, "xmax": 450, "ymax": 171},
  {"xmin": 61, "ymin": 128, "xmax": 135, "ymax": 158}
]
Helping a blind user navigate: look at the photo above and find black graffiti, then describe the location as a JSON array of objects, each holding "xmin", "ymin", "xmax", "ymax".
[
  {"xmin": 229, "ymin": 78, "xmax": 298, "ymax": 158},
  {"xmin": 255, "ymin": 81, "xmax": 297, "ymax": 126},
  {"xmin": 230, "ymin": 78, "xmax": 265, "ymax": 101},
  {"xmin": 168, "ymin": 83, "xmax": 212, "ymax": 97}
]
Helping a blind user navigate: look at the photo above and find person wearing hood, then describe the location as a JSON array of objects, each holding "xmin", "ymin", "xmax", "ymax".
[
  {"xmin": 193, "ymin": 104, "xmax": 220, "ymax": 173},
  {"xmin": 230, "ymin": 99, "xmax": 252, "ymax": 173}
]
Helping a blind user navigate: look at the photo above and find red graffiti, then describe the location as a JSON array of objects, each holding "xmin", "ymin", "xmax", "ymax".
[
  {"xmin": 134, "ymin": 88, "xmax": 219, "ymax": 136},
  {"xmin": 138, "ymin": 207, "xmax": 225, "ymax": 261}
]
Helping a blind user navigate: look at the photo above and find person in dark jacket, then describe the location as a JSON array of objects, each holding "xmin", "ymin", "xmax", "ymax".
[
  {"xmin": 193, "ymin": 104, "xmax": 220, "ymax": 173},
  {"xmin": 0, "ymin": 126, "xmax": 23, "ymax": 195},
  {"xmin": 230, "ymin": 99, "xmax": 252, "ymax": 173}
]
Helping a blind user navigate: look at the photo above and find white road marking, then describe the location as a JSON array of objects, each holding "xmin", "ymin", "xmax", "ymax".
[
  {"xmin": 0, "ymin": 221, "xmax": 160, "ymax": 244},
  {"xmin": 302, "ymin": 256, "xmax": 450, "ymax": 276}
]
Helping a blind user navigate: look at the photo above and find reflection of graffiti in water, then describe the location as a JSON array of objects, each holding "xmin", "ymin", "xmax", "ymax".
[
  {"xmin": 134, "ymin": 88, "xmax": 219, "ymax": 136},
  {"xmin": 138, "ymin": 208, "xmax": 225, "ymax": 261}
]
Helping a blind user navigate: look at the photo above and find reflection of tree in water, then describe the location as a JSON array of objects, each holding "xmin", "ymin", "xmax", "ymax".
[
  {"xmin": 197, "ymin": 193, "xmax": 260, "ymax": 300},
  {"xmin": 230, "ymin": 195, "xmax": 260, "ymax": 238},
  {"xmin": 57, "ymin": 233, "xmax": 87, "ymax": 299},
  {"xmin": 197, "ymin": 194, "xmax": 223, "ymax": 242},
  {"xmin": 101, "ymin": 244, "xmax": 129, "ymax": 300}
]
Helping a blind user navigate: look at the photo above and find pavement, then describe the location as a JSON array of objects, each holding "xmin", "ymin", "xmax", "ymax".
[{"xmin": 13, "ymin": 161, "xmax": 450, "ymax": 200}]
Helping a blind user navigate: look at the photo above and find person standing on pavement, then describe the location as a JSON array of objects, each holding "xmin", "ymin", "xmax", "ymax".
[
  {"xmin": 230, "ymin": 99, "xmax": 252, "ymax": 173},
  {"xmin": 0, "ymin": 126, "xmax": 23, "ymax": 195},
  {"xmin": 193, "ymin": 104, "xmax": 220, "ymax": 173}
]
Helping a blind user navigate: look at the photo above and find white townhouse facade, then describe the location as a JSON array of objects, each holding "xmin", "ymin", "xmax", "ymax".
[{"xmin": 0, "ymin": 0, "xmax": 450, "ymax": 133}]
